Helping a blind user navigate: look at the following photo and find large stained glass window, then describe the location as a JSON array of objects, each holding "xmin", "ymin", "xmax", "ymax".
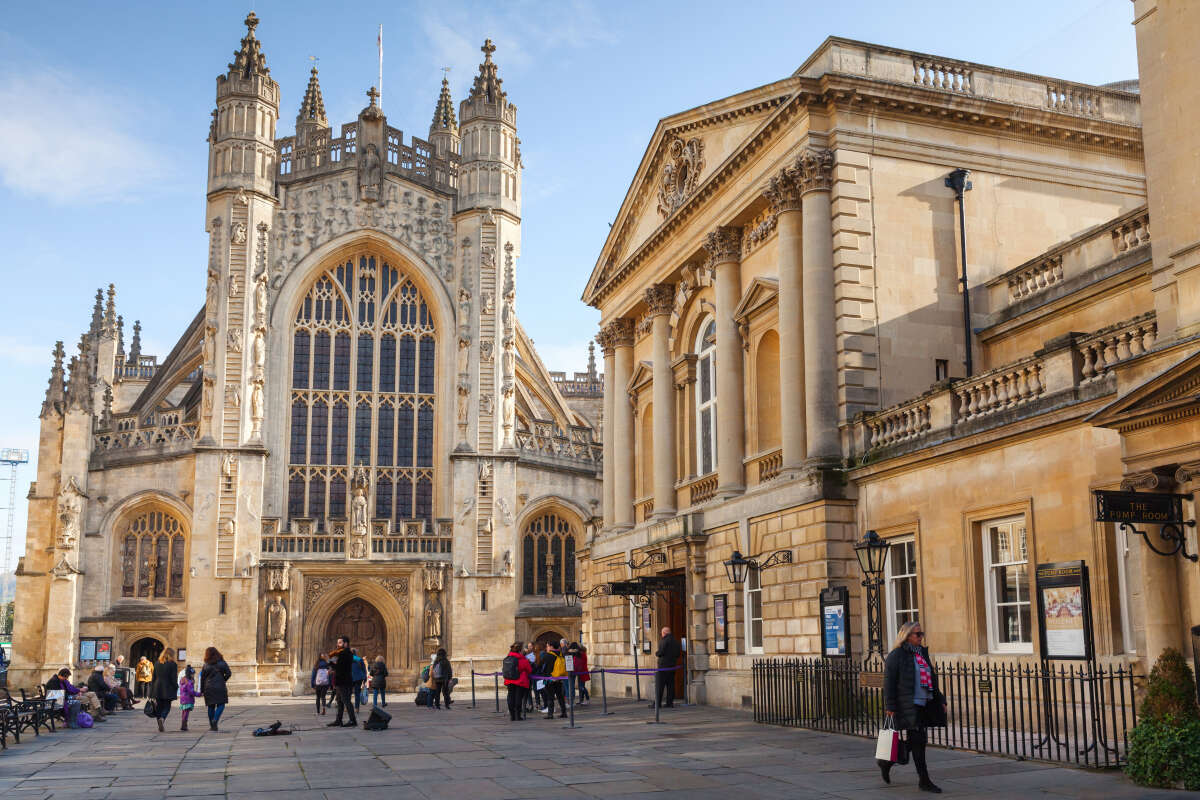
[
  {"xmin": 521, "ymin": 513, "xmax": 577, "ymax": 597},
  {"xmin": 120, "ymin": 510, "xmax": 186, "ymax": 600},
  {"xmin": 289, "ymin": 254, "xmax": 437, "ymax": 529}
]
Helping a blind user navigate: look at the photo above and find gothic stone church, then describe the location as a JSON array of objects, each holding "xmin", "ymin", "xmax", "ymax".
[{"xmin": 10, "ymin": 14, "xmax": 601, "ymax": 694}]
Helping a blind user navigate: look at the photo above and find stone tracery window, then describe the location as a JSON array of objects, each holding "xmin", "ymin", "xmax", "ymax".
[
  {"xmin": 289, "ymin": 253, "xmax": 437, "ymax": 529},
  {"xmin": 521, "ymin": 513, "xmax": 576, "ymax": 596},
  {"xmin": 120, "ymin": 510, "xmax": 186, "ymax": 599}
]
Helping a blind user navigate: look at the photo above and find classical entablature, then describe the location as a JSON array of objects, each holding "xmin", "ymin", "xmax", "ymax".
[
  {"xmin": 1089, "ymin": 348, "xmax": 1200, "ymax": 434},
  {"xmin": 582, "ymin": 37, "xmax": 1143, "ymax": 312}
]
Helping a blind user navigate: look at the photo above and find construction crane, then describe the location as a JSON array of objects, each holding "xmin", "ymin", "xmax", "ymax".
[{"xmin": 0, "ymin": 448, "xmax": 29, "ymax": 577}]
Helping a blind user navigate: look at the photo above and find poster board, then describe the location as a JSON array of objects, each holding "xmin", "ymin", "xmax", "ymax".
[
  {"xmin": 78, "ymin": 638, "xmax": 113, "ymax": 662},
  {"xmin": 819, "ymin": 586, "xmax": 850, "ymax": 658},
  {"xmin": 712, "ymin": 594, "xmax": 728, "ymax": 652},
  {"xmin": 642, "ymin": 605, "xmax": 652, "ymax": 653},
  {"xmin": 1035, "ymin": 561, "xmax": 1094, "ymax": 661}
]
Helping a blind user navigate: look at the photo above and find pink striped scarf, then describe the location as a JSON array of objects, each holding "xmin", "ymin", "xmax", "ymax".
[{"xmin": 913, "ymin": 650, "xmax": 933, "ymax": 690}]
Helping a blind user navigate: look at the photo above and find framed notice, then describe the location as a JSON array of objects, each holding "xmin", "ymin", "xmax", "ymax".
[
  {"xmin": 176, "ymin": 648, "xmax": 187, "ymax": 664},
  {"xmin": 1035, "ymin": 561, "xmax": 1094, "ymax": 661},
  {"xmin": 79, "ymin": 639, "xmax": 96, "ymax": 662},
  {"xmin": 819, "ymin": 586, "xmax": 851, "ymax": 658},
  {"xmin": 642, "ymin": 605, "xmax": 653, "ymax": 653},
  {"xmin": 713, "ymin": 594, "xmax": 728, "ymax": 652},
  {"xmin": 95, "ymin": 640, "xmax": 112, "ymax": 661}
]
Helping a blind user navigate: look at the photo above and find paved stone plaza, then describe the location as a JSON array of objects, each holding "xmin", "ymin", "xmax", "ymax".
[{"xmin": 0, "ymin": 695, "xmax": 1176, "ymax": 799}]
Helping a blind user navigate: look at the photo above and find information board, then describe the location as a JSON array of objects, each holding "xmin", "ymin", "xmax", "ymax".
[
  {"xmin": 819, "ymin": 586, "xmax": 850, "ymax": 658},
  {"xmin": 712, "ymin": 594, "xmax": 728, "ymax": 652},
  {"xmin": 1035, "ymin": 561, "xmax": 1094, "ymax": 661}
]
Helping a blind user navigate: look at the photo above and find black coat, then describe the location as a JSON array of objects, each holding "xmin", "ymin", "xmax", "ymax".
[
  {"xmin": 329, "ymin": 648, "xmax": 354, "ymax": 687},
  {"xmin": 200, "ymin": 660, "xmax": 231, "ymax": 706},
  {"xmin": 655, "ymin": 635, "xmax": 682, "ymax": 669},
  {"xmin": 883, "ymin": 645, "xmax": 946, "ymax": 731},
  {"xmin": 86, "ymin": 671, "xmax": 110, "ymax": 696},
  {"xmin": 150, "ymin": 660, "xmax": 179, "ymax": 702},
  {"xmin": 369, "ymin": 662, "xmax": 388, "ymax": 690}
]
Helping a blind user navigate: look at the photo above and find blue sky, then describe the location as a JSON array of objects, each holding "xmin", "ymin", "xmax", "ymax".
[{"xmin": 0, "ymin": 0, "xmax": 1138, "ymax": 568}]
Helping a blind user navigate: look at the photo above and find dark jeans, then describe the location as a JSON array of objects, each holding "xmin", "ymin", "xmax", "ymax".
[
  {"xmin": 544, "ymin": 681, "xmax": 566, "ymax": 716},
  {"xmin": 333, "ymin": 684, "xmax": 357, "ymax": 723},
  {"xmin": 430, "ymin": 680, "xmax": 451, "ymax": 708},
  {"xmin": 655, "ymin": 671, "xmax": 675, "ymax": 708},
  {"xmin": 578, "ymin": 680, "xmax": 590, "ymax": 703},
  {"xmin": 155, "ymin": 699, "xmax": 172, "ymax": 719},
  {"xmin": 315, "ymin": 686, "xmax": 328, "ymax": 713},
  {"xmin": 352, "ymin": 680, "xmax": 364, "ymax": 709},
  {"xmin": 506, "ymin": 685, "xmax": 523, "ymax": 720},
  {"xmin": 372, "ymin": 687, "xmax": 387, "ymax": 706},
  {"xmin": 136, "ymin": 682, "xmax": 150, "ymax": 698},
  {"xmin": 206, "ymin": 704, "xmax": 225, "ymax": 725},
  {"xmin": 905, "ymin": 728, "xmax": 930, "ymax": 779}
]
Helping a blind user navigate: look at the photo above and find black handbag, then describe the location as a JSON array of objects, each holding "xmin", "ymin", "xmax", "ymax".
[{"xmin": 143, "ymin": 698, "xmax": 157, "ymax": 717}]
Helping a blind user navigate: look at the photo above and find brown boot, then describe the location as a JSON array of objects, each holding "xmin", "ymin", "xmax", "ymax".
[{"xmin": 157, "ymin": 717, "xmax": 164, "ymax": 732}]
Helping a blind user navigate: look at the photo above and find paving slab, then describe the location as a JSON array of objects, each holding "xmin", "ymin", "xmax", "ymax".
[{"xmin": 0, "ymin": 695, "xmax": 1181, "ymax": 798}]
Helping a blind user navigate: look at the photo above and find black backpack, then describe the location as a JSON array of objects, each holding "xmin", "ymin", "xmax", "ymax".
[{"xmin": 502, "ymin": 654, "xmax": 521, "ymax": 681}]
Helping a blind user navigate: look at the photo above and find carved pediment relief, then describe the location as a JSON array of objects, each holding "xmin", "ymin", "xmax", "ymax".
[
  {"xmin": 1089, "ymin": 348, "xmax": 1200, "ymax": 433},
  {"xmin": 656, "ymin": 136, "xmax": 705, "ymax": 219}
]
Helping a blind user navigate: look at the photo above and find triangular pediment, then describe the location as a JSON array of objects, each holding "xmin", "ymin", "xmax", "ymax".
[
  {"xmin": 733, "ymin": 277, "xmax": 779, "ymax": 323},
  {"xmin": 582, "ymin": 80, "xmax": 796, "ymax": 307},
  {"xmin": 1089, "ymin": 347, "xmax": 1200, "ymax": 432},
  {"xmin": 627, "ymin": 361, "xmax": 653, "ymax": 395}
]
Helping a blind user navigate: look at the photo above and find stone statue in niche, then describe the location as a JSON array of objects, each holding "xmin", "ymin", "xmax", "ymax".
[
  {"xmin": 231, "ymin": 222, "xmax": 248, "ymax": 245},
  {"xmin": 501, "ymin": 549, "xmax": 513, "ymax": 577},
  {"xmin": 251, "ymin": 330, "xmax": 266, "ymax": 377},
  {"xmin": 266, "ymin": 596, "xmax": 287, "ymax": 648},
  {"xmin": 480, "ymin": 393, "xmax": 493, "ymax": 415},
  {"xmin": 249, "ymin": 380, "xmax": 264, "ymax": 440},
  {"xmin": 458, "ymin": 288, "xmax": 471, "ymax": 325},
  {"xmin": 253, "ymin": 272, "xmax": 268, "ymax": 326},
  {"xmin": 481, "ymin": 291, "xmax": 495, "ymax": 315},
  {"xmin": 501, "ymin": 382, "xmax": 516, "ymax": 448},
  {"xmin": 228, "ymin": 272, "xmax": 242, "ymax": 298},
  {"xmin": 351, "ymin": 483, "xmax": 369, "ymax": 537},
  {"xmin": 206, "ymin": 267, "xmax": 220, "ymax": 318},
  {"xmin": 56, "ymin": 477, "xmax": 85, "ymax": 550},
  {"xmin": 225, "ymin": 384, "xmax": 241, "ymax": 408},
  {"xmin": 222, "ymin": 453, "xmax": 237, "ymax": 477},
  {"xmin": 203, "ymin": 326, "xmax": 217, "ymax": 376},
  {"xmin": 360, "ymin": 143, "xmax": 382, "ymax": 203},
  {"xmin": 477, "ymin": 460, "xmax": 493, "ymax": 483},
  {"xmin": 456, "ymin": 334, "xmax": 470, "ymax": 378},
  {"xmin": 424, "ymin": 603, "xmax": 442, "ymax": 639},
  {"xmin": 497, "ymin": 497, "xmax": 513, "ymax": 527},
  {"xmin": 456, "ymin": 378, "xmax": 470, "ymax": 427},
  {"xmin": 481, "ymin": 246, "xmax": 496, "ymax": 270},
  {"xmin": 227, "ymin": 328, "xmax": 243, "ymax": 353}
]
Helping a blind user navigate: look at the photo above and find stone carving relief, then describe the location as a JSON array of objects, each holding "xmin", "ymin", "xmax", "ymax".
[
  {"xmin": 264, "ymin": 561, "xmax": 289, "ymax": 591},
  {"xmin": 228, "ymin": 273, "xmax": 242, "ymax": 298},
  {"xmin": 657, "ymin": 135, "xmax": 705, "ymax": 218},
  {"xmin": 480, "ymin": 393, "xmax": 494, "ymax": 414},
  {"xmin": 481, "ymin": 291, "xmax": 495, "ymax": 315},
  {"xmin": 50, "ymin": 553, "xmax": 82, "ymax": 580},
  {"xmin": 477, "ymin": 459, "xmax": 493, "ymax": 483},
  {"xmin": 456, "ymin": 377, "xmax": 471, "ymax": 442},
  {"xmin": 479, "ymin": 340, "xmax": 494, "ymax": 361},
  {"xmin": 360, "ymin": 143, "xmax": 382, "ymax": 203},
  {"xmin": 225, "ymin": 384, "xmax": 241, "ymax": 408},
  {"xmin": 496, "ymin": 497, "xmax": 513, "ymax": 527},
  {"xmin": 275, "ymin": 177, "xmax": 456, "ymax": 284},
  {"xmin": 231, "ymin": 221, "xmax": 248, "ymax": 245},
  {"xmin": 456, "ymin": 495, "xmax": 475, "ymax": 523},
  {"xmin": 56, "ymin": 476, "xmax": 86, "ymax": 550},
  {"xmin": 424, "ymin": 562, "xmax": 448, "ymax": 592},
  {"xmin": 424, "ymin": 600, "xmax": 443, "ymax": 639},
  {"xmin": 227, "ymin": 327, "xmax": 243, "ymax": 353},
  {"xmin": 501, "ymin": 549, "xmax": 513, "ymax": 576},
  {"xmin": 249, "ymin": 381, "xmax": 264, "ymax": 440}
]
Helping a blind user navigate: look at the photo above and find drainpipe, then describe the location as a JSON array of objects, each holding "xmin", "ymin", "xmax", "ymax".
[{"xmin": 945, "ymin": 168, "xmax": 974, "ymax": 377}]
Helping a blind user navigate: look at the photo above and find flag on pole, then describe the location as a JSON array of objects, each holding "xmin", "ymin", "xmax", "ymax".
[{"xmin": 377, "ymin": 24, "xmax": 384, "ymax": 110}]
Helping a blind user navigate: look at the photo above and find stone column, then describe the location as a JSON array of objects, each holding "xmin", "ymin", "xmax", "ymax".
[
  {"xmin": 799, "ymin": 148, "xmax": 839, "ymax": 465},
  {"xmin": 607, "ymin": 318, "xmax": 636, "ymax": 528},
  {"xmin": 1125, "ymin": 469, "xmax": 1185, "ymax": 663},
  {"xmin": 646, "ymin": 283, "xmax": 677, "ymax": 519},
  {"xmin": 704, "ymin": 226, "xmax": 746, "ymax": 496},
  {"xmin": 598, "ymin": 330, "xmax": 616, "ymax": 529},
  {"xmin": 764, "ymin": 164, "xmax": 807, "ymax": 472}
]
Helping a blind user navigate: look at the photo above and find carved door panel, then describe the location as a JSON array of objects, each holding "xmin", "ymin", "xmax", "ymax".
[{"xmin": 326, "ymin": 599, "xmax": 387, "ymax": 662}]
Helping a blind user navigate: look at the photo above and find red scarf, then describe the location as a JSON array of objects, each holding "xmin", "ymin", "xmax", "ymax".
[{"xmin": 913, "ymin": 650, "xmax": 933, "ymax": 690}]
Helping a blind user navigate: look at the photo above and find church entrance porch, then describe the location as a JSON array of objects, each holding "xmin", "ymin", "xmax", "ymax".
[
  {"xmin": 129, "ymin": 636, "xmax": 164, "ymax": 664},
  {"xmin": 326, "ymin": 599, "xmax": 387, "ymax": 662}
]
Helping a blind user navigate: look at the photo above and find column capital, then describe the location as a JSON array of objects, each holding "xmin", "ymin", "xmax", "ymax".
[
  {"xmin": 797, "ymin": 147, "xmax": 834, "ymax": 195},
  {"xmin": 703, "ymin": 225, "xmax": 743, "ymax": 267},
  {"xmin": 644, "ymin": 283, "xmax": 675, "ymax": 317},
  {"xmin": 598, "ymin": 318, "xmax": 635, "ymax": 354},
  {"xmin": 764, "ymin": 164, "xmax": 804, "ymax": 214}
]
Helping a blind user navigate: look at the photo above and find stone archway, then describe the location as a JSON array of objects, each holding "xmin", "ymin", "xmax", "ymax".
[
  {"xmin": 128, "ymin": 636, "xmax": 164, "ymax": 663},
  {"xmin": 300, "ymin": 575, "xmax": 413, "ymax": 689},
  {"xmin": 327, "ymin": 599, "xmax": 387, "ymax": 662}
]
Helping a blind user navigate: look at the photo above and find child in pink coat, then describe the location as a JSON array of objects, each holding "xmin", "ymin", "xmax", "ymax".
[{"xmin": 179, "ymin": 665, "xmax": 198, "ymax": 731}]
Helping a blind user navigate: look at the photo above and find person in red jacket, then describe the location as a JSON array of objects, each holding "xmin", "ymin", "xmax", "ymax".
[
  {"xmin": 575, "ymin": 643, "xmax": 591, "ymax": 706},
  {"xmin": 502, "ymin": 642, "xmax": 533, "ymax": 721}
]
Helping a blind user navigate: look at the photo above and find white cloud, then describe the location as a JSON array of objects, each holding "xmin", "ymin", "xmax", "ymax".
[{"xmin": 0, "ymin": 38, "xmax": 174, "ymax": 204}]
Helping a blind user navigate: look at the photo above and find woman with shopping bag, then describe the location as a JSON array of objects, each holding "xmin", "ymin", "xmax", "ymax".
[{"xmin": 882, "ymin": 621, "xmax": 946, "ymax": 792}]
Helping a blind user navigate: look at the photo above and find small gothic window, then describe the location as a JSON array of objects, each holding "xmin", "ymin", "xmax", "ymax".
[
  {"xmin": 120, "ymin": 510, "xmax": 186, "ymax": 600},
  {"xmin": 522, "ymin": 513, "xmax": 577, "ymax": 597}
]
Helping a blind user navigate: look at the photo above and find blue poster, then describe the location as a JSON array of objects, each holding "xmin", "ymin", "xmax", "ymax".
[{"xmin": 823, "ymin": 604, "xmax": 847, "ymax": 657}]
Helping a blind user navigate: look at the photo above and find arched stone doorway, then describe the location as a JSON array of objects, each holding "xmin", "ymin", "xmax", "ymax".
[
  {"xmin": 326, "ymin": 599, "xmax": 387, "ymax": 662},
  {"xmin": 534, "ymin": 630, "xmax": 564, "ymax": 648},
  {"xmin": 129, "ymin": 636, "xmax": 163, "ymax": 663}
]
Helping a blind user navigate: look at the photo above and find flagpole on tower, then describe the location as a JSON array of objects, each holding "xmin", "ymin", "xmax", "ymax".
[{"xmin": 377, "ymin": 24, "xmax": 384, "ymax": 110}]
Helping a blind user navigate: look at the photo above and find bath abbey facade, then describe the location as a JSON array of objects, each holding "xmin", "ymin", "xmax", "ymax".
[{"xmin": 9, "ymin": 14, "xmax": 601, "ymax": 693}]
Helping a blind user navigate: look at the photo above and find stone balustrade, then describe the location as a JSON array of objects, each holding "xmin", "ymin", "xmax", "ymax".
[
  {"xmin": 1078, "ymin": 312, "xmax": 1158, "ymax": 383},
  {"xmin": 634, "ymin": 497, "xmax": 655, "ymax": 523},
  {"xmin": 867, "ymin": 398, "xmax": 933, "ymax": 449},
  {"xmin": 514, "ymin": 421, "xmax": 602, "ymax": 470},
  {"xmin": 685, "ymin": 473, "xmax": 719, "ymax": 505},
  {"xmin": 749, "ymin": 449, "xmax": 783, "ymax": 483},
  {"xmin": 93, "ymin": 408, "xmax": 197, "ymax": 456},
  {"xmin": 797, "ymin": 39, "xmax": 1139, "ymax": 125},
  {"xmin": 987, "ymin": 205, "xmax": 1151, "ymax": 313},
  {"xmin": 954, "ymin": 357, "xmax": 1046, "ymax": 420},
  {"xmin": 854, "ymin": 312, "xmax": 1159, "ymax": 457},
  {"xmin": 276, "ymin": 122, "xmax": 458, "ymax": 194},
  {"xmin": 260, "ymin": 517, "xmax": 451, "ymax": 559}
]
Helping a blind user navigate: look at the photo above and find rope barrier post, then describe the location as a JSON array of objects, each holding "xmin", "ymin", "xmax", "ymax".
[
  {"xmin": 493, "ymin": 672, "xmax": 501, "ymax": 713},
  {"xmin": 565, "ymin": 673, "xmax": 576, "ymax": 729},
  {"xmin": 633, "ymin": 642, "xmax": 642, "ymax": 701},
  {"xmin": 600, "ymin": 667, "xmax": 611, "ymax": 715},
  {"xmin": 470, "ymin": 670, "xmax": 476, "ymax": 709},
  {"xmin": 652, "ymin": 669, "xmax": 662, "ymax": 724}
]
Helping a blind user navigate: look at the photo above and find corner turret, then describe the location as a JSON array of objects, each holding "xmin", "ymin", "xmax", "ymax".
[
  {"xmin": 208, "ymin": 12, "xmax": 280, "ymax": 200},
  {"xmin": 458, "ymin": 40, "xmax": 521, "ymax": 217},
  {"xmin": 429, "ymin": 76, "xmax": 459, "ymax": 159}
]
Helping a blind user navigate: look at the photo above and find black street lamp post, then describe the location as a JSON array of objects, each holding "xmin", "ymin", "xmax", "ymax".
[
  {"xmin": 854, "ymin": 530, "xmax": 890, "ymax": 658},
  {"xmin": 722, "ymin": 549, "xmax": 793, "ymax": 585}
]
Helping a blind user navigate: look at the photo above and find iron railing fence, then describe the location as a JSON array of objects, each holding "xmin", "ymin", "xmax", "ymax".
[{"xmin": 753, "ymin": 657, "xmax": 1140, "ymax": 768}]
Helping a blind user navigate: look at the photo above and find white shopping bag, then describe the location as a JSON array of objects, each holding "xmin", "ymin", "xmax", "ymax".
[{"xmin": 875, "ymin": 722, "xmax": 900, "ymax": 762}]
